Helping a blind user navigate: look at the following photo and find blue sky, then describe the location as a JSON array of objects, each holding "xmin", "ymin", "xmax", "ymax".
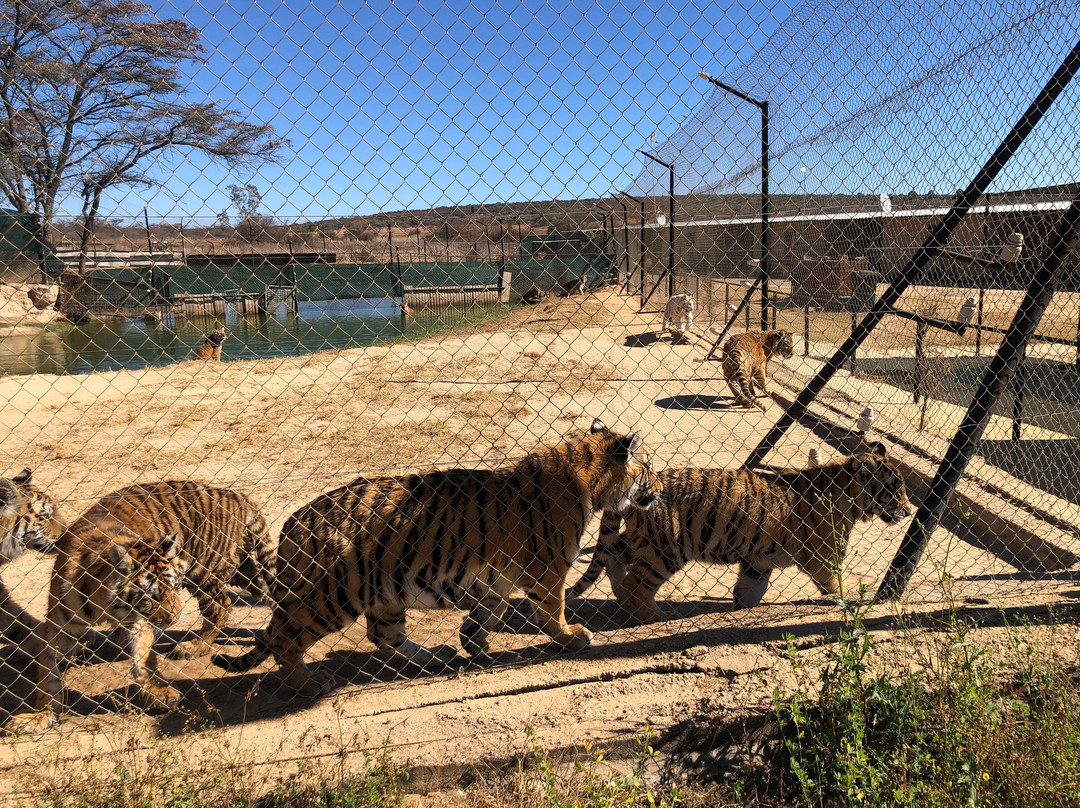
[
  {"xmin": 86, "ymin": 0, "xmax": 791, "ymax": 224},
  {"xmin": 83, "ymin": 0, "xmax": 1080, "ymax": 226}
]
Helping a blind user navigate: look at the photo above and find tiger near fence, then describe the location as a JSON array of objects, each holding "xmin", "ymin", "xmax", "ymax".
[
  {"xmin": 212, "ymin": 419, "xmax": 661, "ymax": 698},
  {"xmin": 570, "ymin": 442, "xmax": 911, "ymax": 623},
  {"xmin": 721, "ymin": 328, "xmax": 795, "ymax": 409},
  {"xmin": 192, "ymin": 326, "xmax": 226, "ymax": 361},
  {"xmin": 6, "ymin": 481, "xmax": 273, "ymax": 734},
  {"xmin": 0, "ymin": 469, "xmax": 64, "ymax": 646},
  {"xmin": 663, "ymin": 293, "xmax": 694, "ymax": 341}
]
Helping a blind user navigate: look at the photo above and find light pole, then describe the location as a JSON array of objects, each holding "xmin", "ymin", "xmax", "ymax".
[
  {"xmin": 698, "ymin": 71, "xmax": 770, "ymax": 330},
  {"xmin": 619, "ymin": 191, "xmax": 646, "ymax": 300},
  {"xmin": 635, "ymin": 149, "xmax": 675, "ymax": 305}
]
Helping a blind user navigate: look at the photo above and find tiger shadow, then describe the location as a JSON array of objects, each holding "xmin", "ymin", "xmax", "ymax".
[
  {"xmin": 625, "ymin": 332, "xmax": 662, "ymax": 347},
  {"xmin": 654, "ymin": 394, "xmax": 742, "ymax": 411},
  {"xmin": 146, "ymin": 597, "xmax": 1080, "ymax": 736}
]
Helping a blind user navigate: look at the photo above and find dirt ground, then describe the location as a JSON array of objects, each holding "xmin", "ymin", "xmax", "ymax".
[{"xmin": 0, "ymin": 288, "xmax": 1077, "ymax": 800}]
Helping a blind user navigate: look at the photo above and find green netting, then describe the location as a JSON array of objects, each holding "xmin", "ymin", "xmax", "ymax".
[{"xmin": 81, "ymin": 255, "xmax": 614, "ymax": 302}]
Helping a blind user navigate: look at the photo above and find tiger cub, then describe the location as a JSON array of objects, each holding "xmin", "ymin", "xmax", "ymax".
[
  {"xmin": 570, "ymin": 442, "xmax": 910, "ymax": 622},
  {"xmin": 721, "ymin": 329, "xmax": 794, "ymax": 409},
  {"xmin": 0, "ymin": 469, "xmax": 64, "ymax": 643},
  {"xmin": 193, "ymin": 326, "xmax": 226, "ymax": 360},
  {"xmin": 662, "ymin": 293, "xmax": 694, "ymax": 339},
  {"xmin": 213, "ymin": 419, "xmax": 661, "ymax": 698},
  {"xmin": 6, "ymin": 481, "xmax": 272, "ymax": 733}
]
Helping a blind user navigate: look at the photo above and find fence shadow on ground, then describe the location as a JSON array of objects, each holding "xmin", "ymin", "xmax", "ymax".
[
  {"xmin": 977, "ymin": 438, "xmax": 1080, "ymax": 506},
  {"xmin": 4, "ymin": 597, "xmax": 1079, "ymax": 737}
]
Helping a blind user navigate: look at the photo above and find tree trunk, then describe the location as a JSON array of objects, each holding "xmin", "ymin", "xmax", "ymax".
[{"xmin": 77, "ymin": 185, "xmax": 104, "ymax": 275}]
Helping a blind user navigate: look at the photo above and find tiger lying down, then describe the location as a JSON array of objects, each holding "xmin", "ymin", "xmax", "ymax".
[
  {"xmin": 212, "ymin": 419, "xmax": 661, "ymax": 697},
  {"xmin": 570, "ymin": 442, "xmax": 911, "ymax": 622}
]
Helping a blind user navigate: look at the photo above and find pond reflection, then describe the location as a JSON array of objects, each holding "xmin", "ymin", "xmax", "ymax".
[{"xmin": 0, "ymin": 298, "xmax": 470, "ymax": 376}]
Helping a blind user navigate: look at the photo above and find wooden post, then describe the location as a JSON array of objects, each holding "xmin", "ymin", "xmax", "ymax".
[
  {"xmin": 498, "ymin": 266, "xmax": 512, "ymax": 304},
  {"xmin": 913, "ymin": 320, "xmax": 926, "ymax": 403},
  {"xmin": 1012, "ymin": 344, "xmax": 1026, "ymax": 441},
  {"xmin": 803, "ymin": 303, "xmax": 810, "ymax": 357}
]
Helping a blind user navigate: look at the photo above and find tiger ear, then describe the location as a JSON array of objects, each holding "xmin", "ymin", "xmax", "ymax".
[
  {"xmin": 160, "ymin": 532, "xmax": 190, "ymax": 575},
  {"xmin": 590, "ymin": 418, "xmax": 608, "ymax": 434},
  {"xmin": 109, "ymin": 544, "xmax": 132, "ymax": 577},
  {"xmin": 12, "ymin": 468, "xmax": 32, "ymax": 486},
  {"xmin": 864, "ymin": 441, "xmax": 888, "ymax": 459},
  {"xmin": 614, "ymin": 432, "xmax": 643, "ymax": 462},
  {"xmin": 160, "ymin": 532, "xmax": 182, "ymax": 560}
]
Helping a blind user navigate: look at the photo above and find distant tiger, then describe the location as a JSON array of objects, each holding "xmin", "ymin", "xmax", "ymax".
[
  {"xmin": 193, "ymin": 326, "xmax": 226, "ymax": 361},
  {"xmin": 213, "ymin": 419, "xmax": 661, "ymax": 698},
  {"xmin": 722, "ymin": 329, "xmax": 794, "ymax": 409},
  {"xmin": 570, "ymin": 442, "xmax": 910, "ymax": 622},
  {"xmin": 0, "ymin": 469, "xmax": 64, "ymax": 644},
  {"xmin": 6, "ymin": 481, "xmax": 273, "ymax": 733},
  {"xmin": 663, "ymin": 294, "xmax": 694, "ymax": 339}
]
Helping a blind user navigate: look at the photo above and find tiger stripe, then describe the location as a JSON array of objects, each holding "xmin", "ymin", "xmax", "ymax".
[
  {"xmin": 722, "ymin": 329, "xmax": 794, "ymax": 410},
  {"xmin": 5, "ymin": 481, "xmax": 273, "ymax": 734},
  {"xmin": 570, "ymin": 442, "xmax": 910, "ymax": 622},
  {"xmin": 212, "ymin": 419, "xmax": 661, "ymax": 698}
]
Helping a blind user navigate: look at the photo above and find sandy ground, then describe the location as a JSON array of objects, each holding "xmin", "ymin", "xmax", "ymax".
[
  {"xmin": 0, "ymin": 288, "xmax": 1076, "ymax": 799},
  {"xmin": 0, "ymin": 283, "xmax": 59, "ymax": 331}
]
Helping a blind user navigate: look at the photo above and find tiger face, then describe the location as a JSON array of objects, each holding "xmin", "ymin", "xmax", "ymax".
[
  {"xmin": 769, "ymin": 330, "xmax": 795, "ymax": 359},
  {"xmin": 0, "ymin": 468, "xmax": 63, "ymax": 564},
  {"xmin": 855, "ymin": 442, "xmax": 912, "ymax": 524},
  {"xmin": 105, "ymin": 533, "xmax": 189, "ymax": 628},
  {"xmin": 589, "ymin": 419, "xmax": 662, "ymax": 513}
]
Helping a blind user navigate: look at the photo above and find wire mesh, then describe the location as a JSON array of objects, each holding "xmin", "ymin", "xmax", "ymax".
[{"xmin": 0, "ymin": 0, "xmax": 1076, "ymax": 768}]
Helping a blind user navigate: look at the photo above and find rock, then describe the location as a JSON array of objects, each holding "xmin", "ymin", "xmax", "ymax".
[{"xmin": 27, "ymin": 285, "xmax": 58, "ymax": 310}]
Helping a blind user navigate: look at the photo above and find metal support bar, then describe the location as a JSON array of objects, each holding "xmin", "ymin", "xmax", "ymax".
[
  {"xmin": 876, "ymin": 188, "xmax": 1080, "ymax": 601},
  {"xmin": 699, "ymin": 72, "xmax": 770, "ymax": 331},
  {"xmin": 741, "ymin": 37, "xmax": 1080, "ymax": 473},
  {"xmin": 704, "ymin": 273, "xmax": 764, "ymax": 360},
  {"xmin": 619, "ymin": 191, "xmax": 646, "ymax": 299},
  {"xmin": 637, "ymin": 151, "xmax": 676, "ymax": 310}
]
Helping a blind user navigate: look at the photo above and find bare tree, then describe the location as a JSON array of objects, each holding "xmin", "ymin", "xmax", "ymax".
[{"xmin": 0, "ymin": 0, "xmax": 286, "ymax": 271}]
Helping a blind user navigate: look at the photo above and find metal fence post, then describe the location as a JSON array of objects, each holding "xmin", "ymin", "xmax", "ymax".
[
  {"xmin": 877, "ymin": 189, "xmax": 1080, "ymax": 601},
  {"xmin": 742, "ymin": 38, "xmax": 1080, "ymax": 472}
]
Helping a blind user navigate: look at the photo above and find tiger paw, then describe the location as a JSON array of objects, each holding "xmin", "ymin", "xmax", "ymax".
[
  {"xmin": 138, "ymin": 683, "xmax": 181, "ymax": 712},
  {"xmin": 285, "ymin": 669, "xmax": 337, "ymax": 699},
  {"xmin": 168, "ymin": 639, "xmax": 213, "ymax": 660},
  {"xmin": 635, "ymin": 604, "xmax": 669, "ymax": 624},
  {"xmin": 5, "ymin": 709, "xmax": 57, "ymax": 735},
  {"xmin": 460, "ymin": 622, "xmax": 490, "ymax": 658},
  {"xmin": 555, "ymin": 624, "xmax": 593, "ymax": 652}
]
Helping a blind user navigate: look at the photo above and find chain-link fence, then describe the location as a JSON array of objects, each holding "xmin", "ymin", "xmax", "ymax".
[{"xmin": 0, "ymin": 0, "xmax": 1078, "ymax": 779}]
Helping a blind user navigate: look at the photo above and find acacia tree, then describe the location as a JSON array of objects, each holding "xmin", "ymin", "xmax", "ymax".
[
  {"xmin": 0, "ymin": 0, "xmax": 286, "ymax": 270},
  {"xmin": 222, "ymin": 182, "xmax": 273, "ymax": 246}
]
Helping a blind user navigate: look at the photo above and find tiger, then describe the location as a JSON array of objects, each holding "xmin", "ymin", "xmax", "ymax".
[
  {"xmin": 721, "ymin": 328, "xmax": 794, "ymax": 409},
  {"xmin": 212, "ymin": 418, "xmax": 661, "ymax": 698},
  {"xmin": 5, "ymin": 481, "xmax": 273, "ymax": 733},
  {"xmin": 662, "ymin": 293, "xmax": 694, "ymax": 340},
  {"xmin": 569, "ymin": 442, "xmax": 910, "ymax": 623},
  {"xmin": 0, "ymin": 469, "xmax": 64, "ymax": 644},
  {"xmin": 193, "ymin": 326, "xmax": 226, "ymax": 360}
]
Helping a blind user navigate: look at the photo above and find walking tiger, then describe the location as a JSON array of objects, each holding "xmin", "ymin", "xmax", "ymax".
[
  {"xmin": 213, "ymin": 419, "xmax": 661, "ymax": 697},
  {"xmin": 721, "ymin": 329, "xmax": 795, "ymax": 409},
  {"xmin": 6, "ymin": 481, "xmax": 273, "ymax": 733},
  {"xmin": 570, "ymin": 442, "xmax": 910, "ymax": 622}
]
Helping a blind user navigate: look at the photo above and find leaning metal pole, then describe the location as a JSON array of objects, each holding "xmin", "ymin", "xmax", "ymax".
[
  {"xmin": 741, "ymin": 37, "xmax": 1080, "ymax": 473},
  {"xmin": 876, "ymin": 189, "xmax": 1080, "ymax": 601}
]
